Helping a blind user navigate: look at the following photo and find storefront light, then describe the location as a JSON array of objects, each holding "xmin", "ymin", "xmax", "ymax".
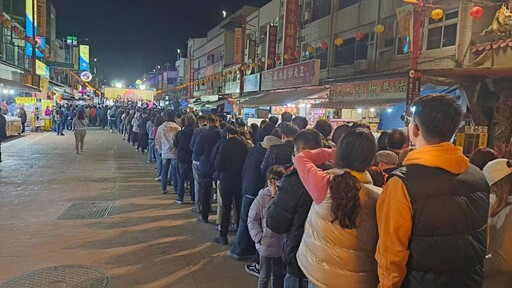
[
  {"xmin": 357, "ymin": 108, "xmax": 363, "ymax": 113},
  {"xmin": 287, "ymin": 103, "xmax": 293, "ymax": 107},
  {"xmin": 299, "ymin": 103, "xmax": 306, "ymax": 108},
  {"xmin": 9, "ymin": 90, "xmax": 14, "ymax": 95},
  {"xmin": 370, "ymin": 108, "xmax": 375, "ymax": 112},
  {"xmin": 2, "ymin": 89, "xmax": 8, "ymax": 94},
  {"xmin": 307, "ymin": 104, "xmax": 311, "ymax": 108},
  {"xmin": 387, "ymin": 108, "xmax": 393, "ymax": 113}
]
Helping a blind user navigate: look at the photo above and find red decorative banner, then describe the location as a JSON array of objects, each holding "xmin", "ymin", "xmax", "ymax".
[
  {"xmin": 283, "ymin": 0, "xmax": 299, "ymax": 66},
  {"xmin": 235, "ymin": 28, "xmax": 243, "ymax": 64},
  {"xmin": 266, "ymin": 25, "xmax": 278, "ymax": 70},
  {"xmin": 329, "ymin": 78, "xmax": 408, "ymax": 100}
]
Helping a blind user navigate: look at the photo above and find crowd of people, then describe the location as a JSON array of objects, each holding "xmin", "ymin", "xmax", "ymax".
[{"xmin": 106, "ymin": 95, "xmax": 509, "ymax": 287}]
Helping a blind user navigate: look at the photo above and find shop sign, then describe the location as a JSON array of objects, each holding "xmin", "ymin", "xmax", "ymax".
[
  {"xmin": 235, "ymin": 28, "xmax": 243, "ymax": 64},
  {"xmin": 225, "ymin": 81, "xmax": 240, "ymax": 94},
  {"xmin": 39, "ymin": 76, "xmax": 49, "ymax": 98},
  {"xmin": 406, "ymin": 70, "xmax": 421, "ymax": 106},
  {"xmin": 266, "ymin": 25, "xmax": 278, "ymax": 70},
  {"xmin": 283, "ymin": 0, "xmax": 299, "ymax": 66},
  {"xmin": 104, "ymin": 87, "xmax": 155, "ymax": 101},
  {"xmin": 329, "ymin": 78, "xmax": 408, "ymax": 100},
  {"xmin": 80, "ymin": 71, "xmax": 92, "ymax": 82},
  {"xmin": 261, "ymin": 59, "xmax": 320, "ymax": 90},
  {"xmin": 244, "ymin": 73, "xmax": 260, "ymax": 92},
  {"xmin": 15, "ymin": 97, "xmax": 37, "ymax": 105}
]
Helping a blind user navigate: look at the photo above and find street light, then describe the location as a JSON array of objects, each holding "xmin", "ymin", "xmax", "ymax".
[
  {"xmin": 140, "ymin": 85, "xmax": 146, "ymax": 90},
  {"xmin": 115, "ymin": 83, "xmax": 123, "ymax": 88},
  {"xmin": 222, "ymin": 10, "xmax": 228, "ymax": 18}
]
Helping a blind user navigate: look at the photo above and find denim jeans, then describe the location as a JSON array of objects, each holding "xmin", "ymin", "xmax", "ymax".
[
  {"xmin": 147, "ymin": 140, "xmax": 155, "ymax": 162},
  {"xmin": 200, "ymin": 172, "xmax": 214, "ymax": 221},
  {"xmin": 230, "ymin": 195, "xmax": 257, "ymax": 258},
  {"xmin": 55, "ymin": 120, "xmax": 64, "ymax": 135},
  {"xmin": 108, "ymin": 119, "xmax": 116, "ymax": 130},
  {"xmin": 177, "ymin": 162, "xmax": 194, "ymax": 202},
  {"xmin": 161, "ymin": 158, "xmax": 173, "ymax": 193},
  {"xmin": 155, "ymin": 150, "xmax": 162, "ymax": 178},
  {"xmin": 284, "ymin": 274, "xmax": 308, "ymax": 288},
  {"xmin": 259, "ymin": 256, "xmax": 285, "ymax": 288},
  {"xmin": 192, "ymin": 161, "xmax": 203, "ymax": 212},
  {"xmin": 169, "ymin": 159, "xmax": 179, "ymax": 193}
]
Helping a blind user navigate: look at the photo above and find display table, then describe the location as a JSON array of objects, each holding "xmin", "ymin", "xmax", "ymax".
[{"xmin": 5, "ymin": 116, "xmax": 22, "ymax": 136}]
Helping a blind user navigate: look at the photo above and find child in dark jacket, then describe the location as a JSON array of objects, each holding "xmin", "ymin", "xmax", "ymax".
[{"xmin": 248, "ymin": 166, "xmax": 287, "ymax": 288}]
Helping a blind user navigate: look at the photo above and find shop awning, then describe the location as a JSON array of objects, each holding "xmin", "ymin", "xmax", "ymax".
[
  {"xmin": 240, "ymin": 87, "xmax": 328, "ymax": 107},
  {"xmin": 312, "ymin": 98, "xmax": 405, "ymax": 109},
  {"xmin": 0, "ymin": 78, "xmax": 40, "ymax": 93}
]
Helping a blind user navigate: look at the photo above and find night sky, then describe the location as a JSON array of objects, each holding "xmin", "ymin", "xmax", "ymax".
[{"xmin": 51, "ymin": 0, "xmax": 270, "ymax": 84}]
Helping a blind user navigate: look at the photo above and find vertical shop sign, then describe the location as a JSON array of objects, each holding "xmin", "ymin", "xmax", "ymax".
[
  {"xmin": 79, "ymin": 45, "xmax": 90, "ymax": 71},
  {"xmin": 406, "ymin": 69, "xmax": 421, "ymax": 106},
  {"xmin": 37, "ymin": 0, "xmax": 47, "ymax": 37},
  {"xmin": 283, "ymin": 0, "xmax": 299, "ymax": 66},
  {"xmin": 266, "ymin": 25, "xmax": 278, "ymax": 70},
  {"xmin": 234, "ymin": 28, "xmax": 243, "ymax": 64}
]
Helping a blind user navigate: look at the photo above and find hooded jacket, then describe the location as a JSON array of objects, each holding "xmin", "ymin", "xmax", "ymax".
[
  {"xmin": 214, "ymin": 136, "xmax": 248, "ymax": 182},
  {"xmin": 155, "ymin": 121, "xmax": 181, "ymax": 159},
  {"xmin": 174, "ymin": 124, "xmax": 195, "ymax": 164},
  {"xmin": 376, "ymin": 143, "xmax": 489, "ymax": 288},
  {"xmin": 193, "ymin": 125, "xmax": 222, "ymax": 174},
  {"xmin": 294, "ymin": 149, "xmax": 381, "ymax": 288},
  {"xmin": 248, "ymin": 187, "xmax": 286, "ymax": 258}
]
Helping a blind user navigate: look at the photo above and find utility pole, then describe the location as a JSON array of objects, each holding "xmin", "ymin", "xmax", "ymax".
[
  {"xmin": 31, "ymin": 0, "xmax": 37, "ymax": 86},
  {"xmin": 405, "ymin": 0, "xmax": 425, "ymax": 119}
]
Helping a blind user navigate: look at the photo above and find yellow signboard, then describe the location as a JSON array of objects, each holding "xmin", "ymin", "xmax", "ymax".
[
  {"xmin": 36, "ymin": 60, "xmax": 46, "ymax": 76},
  {"xmin": 104, "ymin": 88, "xmax": 155, "ymax": 101},
  {"xmin": 15, "ymin": 97, "xmax": 37, "ymax": 105},
  {"xmin": 39, "ymin": 76, "xmax": 49, "ymax": 98}
]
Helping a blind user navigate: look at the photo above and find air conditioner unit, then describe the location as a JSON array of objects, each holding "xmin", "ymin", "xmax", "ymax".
[
  {"xmin": 353, "ymin": 60, "xmax": 369, "ymax": 71},
  {"xmin": 304, "ymin": 11, "xmax": 312, "ymax": 22}
]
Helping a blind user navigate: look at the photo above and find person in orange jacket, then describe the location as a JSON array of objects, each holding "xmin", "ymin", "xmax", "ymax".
[{"xmin": 376, "ymin": 94, "xmax": 490, "ymax": 288}]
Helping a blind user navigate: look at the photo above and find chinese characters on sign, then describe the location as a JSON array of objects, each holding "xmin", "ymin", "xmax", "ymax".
[
  {"xmin": 266, "ymin": 25, "xmax": 278, "ymax": 70},
  {"xmin": 261, "ymin": 59, "xmax": 320, "ymax": 90},
  {"xmin": 235, "ymin": 28, "xmax": 243, "ymax": 64},
  {"xmin": 283, "ymin": 0, "xmax": 299, "ymax": 66},
  {"xmin": 329, "ymin": 78, "xmax": 408, "ymax": 100},
  {"xmin": 406, "ymin": 70, "xmax": 421, "ymax": 106}
]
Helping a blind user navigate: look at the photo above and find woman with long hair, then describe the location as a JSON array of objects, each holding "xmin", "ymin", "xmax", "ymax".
[
  {"xmin": 73, "ymin": 110, "xmax": 89, "ymax": 154},
  {"xmin": 293, "ymin": 128, "xmax": 381, "ymax": 287},
  {"xmin": 483, "ymin": 159, "xmax": 512, "ymax": 287}
]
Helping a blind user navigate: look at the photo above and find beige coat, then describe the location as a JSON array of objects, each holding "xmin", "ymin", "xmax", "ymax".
[
  {"xmin": 484, "ymin": 198, "xmax": 512, "ymax": 288},
  {"xmin": 297, "ymin": 169, "xmax": 381, "ymax": 288}
]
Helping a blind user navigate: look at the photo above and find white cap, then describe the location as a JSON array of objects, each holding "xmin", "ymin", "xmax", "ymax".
[{"xmin": 483, "ymin": 159, "xmax": 512, "ymax": 186}]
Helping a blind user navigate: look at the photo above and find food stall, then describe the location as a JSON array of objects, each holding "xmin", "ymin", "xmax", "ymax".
[{"xmin": 4, "ymin": 115, "xmax": 22, "ymax": 136}]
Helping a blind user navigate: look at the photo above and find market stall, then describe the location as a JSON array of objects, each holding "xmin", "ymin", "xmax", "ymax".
[{"xmin": 4, "ymin": 115, "xmax": 22, "ymax": 136}]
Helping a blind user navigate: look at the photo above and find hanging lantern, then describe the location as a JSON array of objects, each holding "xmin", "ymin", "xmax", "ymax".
[
  {"xmin": 307, "ymin": 46, "xmax": 315, "ymax": 54},
  {"xmin": 258, "ymin": 59, "xmax": 265, "ymax": 66},
  {"xmin": 274, "ymin": 55, "xmax": 281, "ymax": 62},
  {"xmin": 245, "ymin": 64, "xmax": 251, "ymax": 70},
  {"xmin": 17, "ymin": 31, "xmax": 25, "ymax": 38},
  {"xmin": 28, "ymin": 38, "xmax": 36, "ymax": 45},
  {"xmin": 0, "ymin": 14, "xmax": 4, "ymax": 22},
  {"xmin": 321, "ymin": 41, "xmax": 329, "ymax": 50},
  {"xmin": 469, "ymin": 6, "xmax": 484, "ymax": 19},
  {"xmin": 11, "ymin": 26, "xmax": 20, "ymax": 33},
  {"xmin": 267, "ymin": 59, "xmax": 273, "ymax": 65},
  {"xmin": 284, "ymin": 54, "xmax": 291, "ymax": 61},
  {"xmin": 355, "ymin": 31, "xmax": 364, "ymax": 41},
  {"xmin": 334, "ymin": 37, "xmax": 344, "ymax": 46},
  {"xmin": 228, "ymin": 70, "xmax": 232, "ymax": 75},
  {"xmin": 2, "ymin": 19, "xmax": 13, "ymax": 27},
  {"xmin": 431, "ymin": 9, "xmax": 444, "ymax": 21},
  {"xmin": 374, "ymin": 24, "xmax": 385, "ymax": 34},
  {"xmin": 251, "ymin": 63, "xmax": 258, "ymax": 68},
  {"xmin": 294, "ymin": 50, "xmax": 301, "ymax": 58}
]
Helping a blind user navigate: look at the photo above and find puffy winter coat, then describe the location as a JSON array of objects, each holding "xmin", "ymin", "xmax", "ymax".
[
  {"xmin": 248, "ymin": 187, "xmax": 286, "ymax": 258},
  {"xmin": 297, "ymin": 169, "xmax": 381, "ymax": 288}
]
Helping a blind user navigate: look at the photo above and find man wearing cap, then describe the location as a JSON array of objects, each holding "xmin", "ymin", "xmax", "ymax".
[
  {"xmin": 375, "ymin": 150, "xmax": 399, "ymax": 175},
  {"xmin": 376, "ymin": 94, "xmax": 490, "ymax": 287}
]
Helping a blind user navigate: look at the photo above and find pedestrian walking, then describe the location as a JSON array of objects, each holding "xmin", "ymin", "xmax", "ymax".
[
  {"xmin": 248, "ymin": 166, "xmax": 287, "ymax": 288},
  {"xmin": 17, "ymin": 106, "xmax": 27, "ymax": 134},
  {"xmin": 155, "ymin": 110, "xmax": 181, "ymax": 194},
  {"xmin": 293, "ymin": 128, "xmax": 381, "ymax": 288},
  {"xmin": 213, "ymin": 125, "xmax": 249, "ymax": 245},
  {"xmin": 376, "ymin": 94, "xmax": 490, "ymax": 287},
  {"xmin": 73, "ymin": 110, "xmax": 89, "ymax": 154},
  {"xmin": 174, "ymin": 113, "xmax": 196, "ymax": 203},
  {"xmin": 482, "ymin": 159, "xmax": 512, "ymax": 287},
  {"xmin": 0, "ymin": 113, "xmax": 6, "ymax": 163},
  {"xmin": 54, "ymin": 109, "xmax": 65, "ymax": 136}
]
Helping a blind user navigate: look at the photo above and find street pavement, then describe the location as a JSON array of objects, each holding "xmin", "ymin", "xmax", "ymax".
[{"xmin": 0, "ymin": 129, "xmax": 255, "ymax": 287}]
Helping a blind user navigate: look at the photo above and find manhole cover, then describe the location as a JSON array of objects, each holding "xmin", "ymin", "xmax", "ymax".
[
  {"xmin": 0, "ymin": 265, "xmax": 112, "ymax": 288},
  {"xmin": 58, "ymin": 201, "xmax": 114, "ymax": 220}
]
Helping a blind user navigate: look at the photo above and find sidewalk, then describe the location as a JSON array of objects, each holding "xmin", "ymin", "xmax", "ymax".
[{"xmin": 0, "ymin": 129, "xmax": 255, "ymax": 287}]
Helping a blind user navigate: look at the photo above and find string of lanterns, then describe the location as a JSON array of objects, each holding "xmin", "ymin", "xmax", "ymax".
[{"xmin": 0, "ymin": 14, "xmax": 51, "ymax": 60}]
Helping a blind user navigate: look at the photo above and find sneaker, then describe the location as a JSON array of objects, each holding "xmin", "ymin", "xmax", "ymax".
[
  {"xmin": 191, "ymin": 207, "xmax": 200, "ymax": 214},
  {"xmin": 214, "ymin": 224, "xmax": 221, "ymax": 232},
  {"xmin": 175, "ymin": 199, "xmax": 184, "ymax": 204},
  {"xmin": 213, "ymin": 236, "xmax": 228, "ymax": 246},
  {"xmin": 226, "ymin": 251, "xmax": 255, "ymax": 261},
  {"xmin": 161, "ymin": 191, "xmax": 167, "ymax": 195},
  {"xmin": 155, "ymin": 176, "xmax": 161, "ymax": 181},
  {"xmin": 197, "ymin": 217, "xmax": 209, "ymax": 224},
  {"xmin": 229, "ymin": 223, "xmax": 238, "ymax": 233},
  {"xmin": 245, "ymin": 263, "xmax": 260, "ymax": 277}
]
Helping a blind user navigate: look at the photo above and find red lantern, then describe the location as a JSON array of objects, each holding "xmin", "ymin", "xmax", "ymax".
[
  {"xmin": 321, "ymin": 41, "xmax": 329, "ymax": 50},
  {"xmin": 0, "ymin": 14, "xmax": 4, "ymax": 22},
  {"xmin": 11, "ymin": 26, "xmax": 20, "ymax": 33},
  {"xmin": 245, "ymin": 64, "xmax": 251, "ymax": 70},
  {"xmin": 274, "ymin": 55, "xmax": 281, "ymax": 62},
  {"xmin": 283, "ymin": 54, "xmax": 290, "ymax": 61},
  {"xmin": 355, "ymin": 31, "xmax": 364, "ymax": 41},
  {"xmin": 294, "ymin": 50, "xmax": 301, "ymax": 58},
  {"xmin": 469, "ymin": 6, "xmax": 484, "ymax": 19},
  {"xmin": 258, "ymin": 59, "xmax": 264, "ymax": 66}
]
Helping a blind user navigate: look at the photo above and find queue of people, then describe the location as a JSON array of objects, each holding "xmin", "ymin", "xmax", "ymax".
[{"xmin": 113, "ymin": 94, "xmax": 510, "ymax": 288}]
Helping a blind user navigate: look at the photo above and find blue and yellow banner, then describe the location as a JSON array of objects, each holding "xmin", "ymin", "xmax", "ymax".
[
  {"xmin": 25, "ymin": 0, "xmax": 45, "ymax": 57},
  {"xmin": 79, "ymin": 45, "xmax": 90, "ymax": 71}
]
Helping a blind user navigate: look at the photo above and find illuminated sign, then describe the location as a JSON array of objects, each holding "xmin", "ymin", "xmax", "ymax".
[
  {"xmin": 80, "ymin": 71, "xmax": 92, "ymax": 82},
  {"xmin": 79, "ymin": 45, "xmax": 90, "ymax": 71},
  {"xmin": 104, "ymin": 88, "xmax": 155, "ymax": 101},
  {"xmin": 35, "ymin": 60, "xmax": 47, "ymax": 76},
  {"xmin": 25, "ymin": 0, "xmax": 45, "ymax": 57}
]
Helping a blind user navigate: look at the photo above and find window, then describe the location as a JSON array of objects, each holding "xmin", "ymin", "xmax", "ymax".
[
  {"xmin": 425, "ymin": 10, "xmax": 458, "ymax": 50},
  {"xmin": 315, "ymin": 47, "xmax": 328, "ymax": 69},
  {"xmin": 339, "ymin": 0, "xmax": 360, "ymax": 10},
  {"xmin": 312, "ymin": 0, "xmax": 331, "ymax": 21},
  {"xmin": 396, "ymin": 36, "xmax": 410, "ymax": 55},
  {"xmin": 334, "ymin": 34, "xmax": 369, "ymax": 66}
]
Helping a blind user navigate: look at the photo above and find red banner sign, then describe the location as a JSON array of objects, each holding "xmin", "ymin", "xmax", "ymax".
[
  {"xmin": 266, "ymin": 25, "xmax": 278, "ymax": 70},
  {"xmin": 235, "ymin": 28, "xmax": 243, "ymax": 64},
  {"xmin": 283, "ymin": 0, "xmax": 299, "ymax": 66},
  {"xmin": 261, "ymin": 59, "xmax": 320, "ymax": 90},
  {"xmin": 329, "ymin": 78, "xmax": 408, "ymax": 100}
]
